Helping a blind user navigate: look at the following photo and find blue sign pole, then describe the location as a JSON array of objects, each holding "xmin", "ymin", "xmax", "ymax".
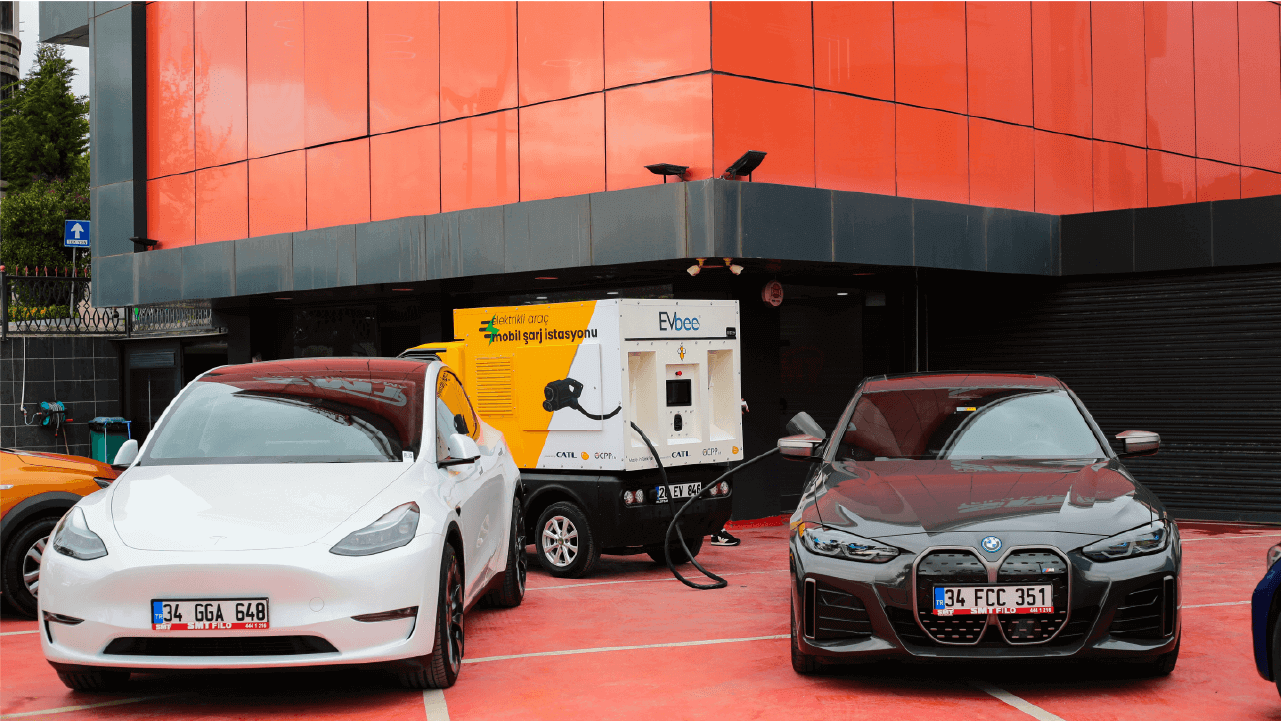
[{"xmin": 63, "ymin": 220, "xmax": 91, "ymax": 248}]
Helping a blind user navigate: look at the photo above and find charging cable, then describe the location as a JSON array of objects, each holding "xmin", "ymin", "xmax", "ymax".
[{"xmin": 629, "ymin": 422, "xmax": 779, "ymax": 590}]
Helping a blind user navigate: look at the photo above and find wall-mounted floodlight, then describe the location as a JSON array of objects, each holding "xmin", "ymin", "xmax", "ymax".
[
  {"xmin": 723, "ymin": 151, "xmax": 766, "ymax": 181},
  {"xmin": 686, "ymin": 257, "xmax": 744, "ymax": 277},
  {"xmin": 646, "ymin": 163, "xmax": 689, "ymax": 183},
  {"xmin": 130, "ymin": 236, "xmax": 158, "ymax": 249}
]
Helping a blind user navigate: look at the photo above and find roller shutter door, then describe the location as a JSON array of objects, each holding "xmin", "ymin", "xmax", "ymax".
[{"xmin": 928, "ymin": 265, "xmax": 1281, "ymax": 523}]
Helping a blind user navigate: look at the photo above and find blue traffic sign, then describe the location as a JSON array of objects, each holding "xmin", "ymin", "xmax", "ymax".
[{"xmin": 63, "ymin": 220, "xmax": 91, "ymax": 248}]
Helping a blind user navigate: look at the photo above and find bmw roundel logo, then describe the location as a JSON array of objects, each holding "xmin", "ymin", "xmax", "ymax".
[{"xmin": 981, "ymin": 536, "xmax": 1002, "ymax": 553}]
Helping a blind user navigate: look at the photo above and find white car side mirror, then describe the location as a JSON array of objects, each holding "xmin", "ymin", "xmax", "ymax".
[
  {"xmin": 439, "ymin": 434, "xmax": 481, "ymax": 468},
  {"xmin": 113, "ymin": 438, "xmax": 139, "ymax": 467}
]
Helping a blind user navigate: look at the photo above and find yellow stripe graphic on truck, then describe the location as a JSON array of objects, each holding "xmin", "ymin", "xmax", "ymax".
[{"xmin": 452, "ymin": 302, "xmax": 599, "ymax": 468}]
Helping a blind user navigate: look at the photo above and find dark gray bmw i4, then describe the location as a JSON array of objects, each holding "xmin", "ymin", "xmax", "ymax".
[{"xmin": 784, "ymin": 372, "xmax": 1180, "ymax": 675}]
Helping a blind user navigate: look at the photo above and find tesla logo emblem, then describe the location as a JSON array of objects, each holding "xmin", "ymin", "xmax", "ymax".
[
  {"xmin": 981, "ymin": 536, "xmax": 1002, "ymax": 552},
  {"xmin": 209, "ymin": 536, "xmax": 225, "ymax": 545}
]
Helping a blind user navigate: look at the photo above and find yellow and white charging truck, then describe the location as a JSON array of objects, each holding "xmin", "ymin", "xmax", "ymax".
[{"xmin": 402, "ymin": 299, "xmax": 743, "ymax": 578}]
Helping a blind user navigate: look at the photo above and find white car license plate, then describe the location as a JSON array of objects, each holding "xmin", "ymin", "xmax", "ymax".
[
  {"xmin": 152, "ymin": 598, "xmax": 270, "ymax": 631},
  {"xmin": 932, "ymin": 585, "xmax": 1053, "ymax": 616},
  {"xmin": 654, "ymin": 482, "xmax": 703, "ymax": 503}
]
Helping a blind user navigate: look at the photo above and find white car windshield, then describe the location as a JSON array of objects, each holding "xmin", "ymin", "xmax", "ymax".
[{"xmin": 140, "ymin": 359, "xmax": 425, "ymax": 465}]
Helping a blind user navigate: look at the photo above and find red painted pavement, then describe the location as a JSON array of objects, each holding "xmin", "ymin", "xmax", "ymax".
[{"xmin": 1, "ymin": 522, "xmax": 1277, "ymax": 720}]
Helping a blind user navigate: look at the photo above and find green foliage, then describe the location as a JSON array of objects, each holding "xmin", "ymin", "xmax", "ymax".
[
  {"xmin": 5, "ymin": 304, "xmax": 72, "ymax": 322},
  {"xmin": 1, "ymin": 44, "xmax": 91, "ymax": 274},
  {"xmin": 2, "ymin": 44, "xmax": 91, "ymax": 192}
]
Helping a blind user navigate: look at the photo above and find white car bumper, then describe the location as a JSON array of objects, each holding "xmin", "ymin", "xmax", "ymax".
[{"xmin": 39, "ymin": 534, "xmax": 441, "ymax": 670}]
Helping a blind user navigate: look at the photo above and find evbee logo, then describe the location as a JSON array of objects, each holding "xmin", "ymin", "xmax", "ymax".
[{"xmin": 658, "ymin": 312, "xmax": 699, "ymax": 332}]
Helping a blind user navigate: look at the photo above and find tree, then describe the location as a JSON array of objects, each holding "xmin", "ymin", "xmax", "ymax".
[
  {"xmin": 1, "ymin": 44, "xmax": 90, "ymax": 193},
  {"xmin": 1, "ymin": 44, "xmax": 91, "ymax": 273}
]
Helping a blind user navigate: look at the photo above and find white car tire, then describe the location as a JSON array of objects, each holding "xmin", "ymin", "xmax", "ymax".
[{"xmin": 398, "ymin": 543, "xmax": 464, "ymax": 689}]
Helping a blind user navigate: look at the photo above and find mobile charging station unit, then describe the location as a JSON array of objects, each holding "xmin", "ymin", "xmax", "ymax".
[{"xmin": 402, "ymin": 299, "xmax": 744, "ymax": 578}]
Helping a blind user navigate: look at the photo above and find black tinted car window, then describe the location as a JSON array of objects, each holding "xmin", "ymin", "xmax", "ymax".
[{"xmin": 837, "ymin": 388, "xmax": 1103, "ymax": 461}]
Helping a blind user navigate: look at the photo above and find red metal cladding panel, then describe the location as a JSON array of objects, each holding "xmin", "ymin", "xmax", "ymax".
[
  {"xmin": 895, "ymin": 105, "xmax": 969, "ymax": 205},
  {"xmin": 1033, "ymin": 130, "xmax": 1091, "ymax": 214},
  {"xmin": 966, "ymin": 1, "xmax": 1032, "ymax": 126},
  {"xmin": 711, "ymin": 2, "xmax": 813, "ymax": 86},
  {"xmin": 519, "ymin": 2, "xmax": 604, "ymax": 105},
  {"xmin": 1091, "ymin": 2, "xmax": 1145, "ymax": 147},
  {"xmin": 194, "ymin": 2, "xmax": 246, "ymax": 170},
  {"xmin": 304, "ymin": 1, "xmax": 368, "ymax": 147},
  {"xmin": 1031, "ymin": 1, "xmax": 1091, "ymax": 137},
  {"xmin": 1242, "ymin": 167, "xmax": 1281, "ymax": 198},
  {"xmin": 1145, "ymin": 1, "xmax": 1195, "ymax": 155},
  {"xmin": 813, "ymin": 1, "xmax": 894, "ymax": 101},
  {"xmin": 605, "ymin": 75, "xmax": 713, "ymax": 191},
  {"xmin": 440, "ymin": 110, "xmax": 520, "ymax": 212},
  {"xmin": 369, "ymin": 1, "xmax": 439, "ymax": 135},
  {"xmin": 195, "ymin": 162, "xmax": 249, "ymax": 243},
  {"xmin": 815, "ymin": 92, "xmax": 896, "ymax": 196},
  {"xmin": 1196, "ymin": 159, "xmax": 1241, "ymax": 202},
  {"xmin": 306, "ymin": 139, "xmax": 371, "ymax": 229},
  {"xmin": 147, "ymin": 2, "xmax": 195, "ymax": 179},
  {"xmin": 148, "ymin": 174, "xmax": 196, "ymax": 249},
  {"xmin": 440, "ymin": 2, "xmax": 517, "ymax": 121},
  {"xmin": 249, "ymin": 150, "xmax": 307, "ymax": 236},
  {"xmin": 894, "ymin": 1, "xmax": 967, "ymax": 114},
  {"xmin": 1238, "ymin": 2, "xmax": 1281, "ymax": 172},
  {"xmin": 247, "ymin": 1, "xmax": 304, "ymax": 159},
  {"xmin": 1147, "ymin": 150, "xmax": 1196, "ymax": 207},
  {"xmin": 712, "ymin": 76, "xmax": 814, "ymax": 187},
  {"xmin": 1193, "ymin": 2, "xmax": 1240, "ymax": 164},
  {"xmin": 969, "ymin": 118, "xmax": 1034, "ymax": 212},
  {"xmin": 371, "ymin": 126, "xmax": 441, "ymax": 222},
  {"xmin": 604, "ymin": 1, "xmax": 710, "ymax": 88},
  {"xmin": 1092, "ymin": 141, "xmax": 1147, "ymax": 212},
  {"xmin": 520, "ymin": 94, "xmax": 605, "ymax": 202}
]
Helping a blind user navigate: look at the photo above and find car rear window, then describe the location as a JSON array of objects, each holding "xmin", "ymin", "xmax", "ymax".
[
  {"xmin": 836, "ymin": 387, "xmax": 1104, "ymax": 461},
  {"xmin": 141, "ymin": 360, "xmax": 425, "ymax": 465}
]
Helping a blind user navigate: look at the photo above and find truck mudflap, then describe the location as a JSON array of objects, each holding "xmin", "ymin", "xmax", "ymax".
[{"xmin": 521, "ymin": 467, "xmax": 735, "ymax": 551}]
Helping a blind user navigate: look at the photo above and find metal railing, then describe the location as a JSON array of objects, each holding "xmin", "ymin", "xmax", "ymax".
[{"xmin": 1, "ymin": 269, "xmax": 225, "ymax": 341}]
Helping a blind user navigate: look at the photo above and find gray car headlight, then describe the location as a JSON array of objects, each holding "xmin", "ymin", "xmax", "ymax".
[
  {"xmin": 330, "ymin": 502, "xmax": 420, "ymax": 556},
  {"xmin": 52, "ymin": 507, "xmax": 108, "ymax": 560},
  {"xmin": 1081, "ymin": 520, "xmax": 1170, "ymax": 562},
  {"xmin": 800, "ymin": 524, "xmax": 899, "ymax": 563}
]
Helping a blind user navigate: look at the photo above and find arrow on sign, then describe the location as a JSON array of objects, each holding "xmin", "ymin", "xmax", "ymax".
[{"xmin": 70, "ymin": 223, "xmax": 85, "ymax": 239}]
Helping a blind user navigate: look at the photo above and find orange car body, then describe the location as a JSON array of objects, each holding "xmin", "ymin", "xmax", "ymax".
[{"xmin": 1, "ymin": 449, "xmax": 119, "ymax": 542}]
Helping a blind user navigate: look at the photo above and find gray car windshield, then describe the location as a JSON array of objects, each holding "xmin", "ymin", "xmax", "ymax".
[
  {"xmin": 141, "ymin": 362, "xmax": 424, "ymax": 465},
  {"xmin": 836, "ymin": 388, "xmax": 1105, "ymax": 461}
]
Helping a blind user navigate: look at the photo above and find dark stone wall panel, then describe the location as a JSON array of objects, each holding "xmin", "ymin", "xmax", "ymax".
[
  {"xmin": 591, "ymin": 184, "xmax": 687, "ymax": 265},
  {"xmin": 1134, "ymin": 204, "xmax": 1212, "ymax": 272},
  {"xmin": 1213, "ymin": 196, "xmax": 1281, "ymax": 268},
  {"xmin": 235, "ymin": 234, "xmax": 293, "ymax": 296},
  {"xmin": 987, "ymin": 209, "xmax": 1056, "ymax": 275},
  {"xmin": 181, "ymin": 241, "xmax": 235, "ymax": 300},
  {"xmin": 912, "ymin": 200, "xmax": 985, "ymax": 271},
  {"xmin": 357, "ymin": 217, "xmax": 425, "ymax": 285},
  {"xmin": 739, "ymin": 183, "xmax": 831, "ymax": 262},
  {"xmin": 833, "ymin": 192, "xmax": 912, "ymax": 267},
  {"xmin": 135, "ymin": 248, "xmax": 182, "ymax": 305},
  {"xmin": 504, "ymin": 197, "xmax": 591, "ymax": 273},
  {"xmin": 92, "ymin": 253, "xmax": 136, "ymax": 307},
  {"xmin": 457, "ymin": 208, "xmax": 505, "ymax": 277},
  {"xmin": 293, "ymin": 226, "xmax": 356, "ymax": 291},
  {"xmin": 92, "ymin": 7, "xmax": 133, "ymax": 187},
  {"xmin": 90, "ymin": 181, "xmax": 135, "ymax": 258},
  {"xmin": 1061, "ymin": 209, "xmax": 1134, "ymax": 274}
]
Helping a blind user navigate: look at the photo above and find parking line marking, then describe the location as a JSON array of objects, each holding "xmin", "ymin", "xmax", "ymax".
[
  {"xmin": 1183, "ymin": 600, "xmax": 1250, "ymax": 609},
  {"xmin": 969, "ymin": 679, "xmax": 1066, "ymax": 721},
  {"xmin": 1182, "ymin": 534, "xmax": 1281, "ymax": 542},
  {"xmin": 528, "ymin": 569, "xmax": 786, "ymax": 591},
  {"xmin": 464, "ymin": 634, "xmax": 789, "ymax": 665},
  {"xmin": 0, "ymin": 630, "xmax": 40, "ymax": 636},
  {"xmin": 423, "ymin": 689, "xmax": 450, "ymax": 721},
  {"xmin": 0, "ymin": 696, "xmax": 174, "ymax": 719}
]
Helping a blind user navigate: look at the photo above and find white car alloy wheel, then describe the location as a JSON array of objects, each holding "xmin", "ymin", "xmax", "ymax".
[{"xmin": 542, "ymin": 515, "xmax": 579, "ymax": 567}]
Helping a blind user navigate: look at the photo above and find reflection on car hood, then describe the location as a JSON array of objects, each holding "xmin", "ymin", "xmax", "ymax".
[
  {"xmin": 109, "ymin": 463, "xmax": 409, "ymax": 551},
  {"xmin": 810, "ymin": 459, "xmax": 1157, "ymax": 539}
]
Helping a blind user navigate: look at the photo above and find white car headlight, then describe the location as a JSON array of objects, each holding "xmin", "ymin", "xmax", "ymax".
[
  {"xmin": 800, "ymin": 524, "xmax": 899, "ymax": 563},
  {"xmin": 51, "ymin": 507, "xmax": 108, "ymax": 560},
  {"xmin": 330, "ymin": 502, "xmax": 420, "ymax": 556},
  {"xmin": 1081, "ymin": 520, "xmax": 1170, "ymax": 562}
]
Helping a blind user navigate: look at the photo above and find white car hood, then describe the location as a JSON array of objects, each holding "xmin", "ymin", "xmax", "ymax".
[{"xmin": 110, "ymin": 463, "xmax": 410, "ymax": 551}]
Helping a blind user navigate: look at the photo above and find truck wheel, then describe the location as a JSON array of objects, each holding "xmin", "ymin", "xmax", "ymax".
[
  {"xmin": 2, "ymin": 516, "xmax": 60, "ymax": 617},
  {"xmin": 535, "ymin": 502, "xmax": 599, "ymax": 579},
  {"xmin": 645, "ymin": 535, "xmax": 703, "ymax": 565}
]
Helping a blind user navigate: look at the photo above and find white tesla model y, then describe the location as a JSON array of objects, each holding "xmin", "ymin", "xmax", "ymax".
[{"xmin": 39, "ymin": 357, "xmax": 526, "ymax": 691}]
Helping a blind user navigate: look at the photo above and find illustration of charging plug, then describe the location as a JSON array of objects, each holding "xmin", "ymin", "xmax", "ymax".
[{"xmin": 543, "ymin": 378, "xmax": 620, "ymax": 421}]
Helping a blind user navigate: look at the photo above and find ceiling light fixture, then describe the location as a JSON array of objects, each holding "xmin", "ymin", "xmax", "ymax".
[
  {"xmin": 837, "ymin": 292, "xmax": 849, "ymax": 296},
  {"xmin": 645, "ymin": 163, "xmax": 689, "ymax": 183},
  {"xmin": 274, "ymin": 297, "xmax": 292, "ymax": 301},
  {"xmin": 722, "ymin": 150, "xmax": 767, "ymax": 181},
  {"xmin": 392, "ymin": 288, "xmax": 414, "ymax": 291},
  {"xmin": 535, "ymin": 276, "xmax": 558, "ymax": 280},
  {"xmin": 606, "ymin": 291, "xmax": 619, "ymax": 295}
]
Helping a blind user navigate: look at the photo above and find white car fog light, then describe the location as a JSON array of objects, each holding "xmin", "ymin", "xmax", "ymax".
[{"xmin": 51, "ymin": 508, "xmax": 108, "ymax": 560}]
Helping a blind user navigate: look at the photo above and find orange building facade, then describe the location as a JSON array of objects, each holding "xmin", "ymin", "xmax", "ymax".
[{"xmin": 140, "ymin": 1, "xmax": 1281, "ymax": 249}]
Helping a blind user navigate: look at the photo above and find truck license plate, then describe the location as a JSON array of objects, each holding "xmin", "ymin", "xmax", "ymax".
[{"xmin": 654, "ymin": 482, "xmax": 703, "ymax": 503}]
